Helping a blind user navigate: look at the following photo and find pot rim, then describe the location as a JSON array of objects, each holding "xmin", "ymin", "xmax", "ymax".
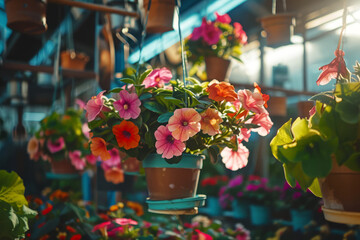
[{"xmin": 143, "ymin": 153, "xmax": 204, "ymax": 169}]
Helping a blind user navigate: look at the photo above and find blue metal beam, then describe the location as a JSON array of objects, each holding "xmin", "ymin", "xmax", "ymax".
[
  {"xmin": 0, "ymin": 6, "xmax": 13, "ymax": 55},
  {"xmin": 128, "ymin": 0, "xmax": 248, "ymax": 64}
]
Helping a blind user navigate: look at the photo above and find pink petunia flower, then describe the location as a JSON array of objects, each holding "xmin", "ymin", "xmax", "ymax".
[
  {"xmin": 85, "ymin": 90, "xmax": 107, "ymax": 122},
  {"xmin": 238, "ymin": 128, "xmax": 251, "ymax": 142},
  {"xmin": 234, "ymin": 22, "xmax": 248, "ymax": 45},
  {"xmin": 92, "ymin": 221, "xmax": 112, "ymax": 232},
  {"xmin": 155, "ymin": 125, "xmax": 186, "ymax": 159},
  {"xmin": 190, "ymin": 18, "xmax": 221, "ymax": 45},
  {"xmin": 142, "ymin": 67, "xmax": 172, "ymax": 88},
  {"xmin": 167, "ymin": 108, "xmax": 202, "ymax": 142},
  {"xmin": 69, "ymin": 150, "xmax": 86, "ymax": 170},
  {"xmin": 114, "ymin": 218, "xmax": 138, "ymax": 226},
  {"xmin": 309, "ymin": 106, "xmax": 316, "ymax": 117},
  {"xmin": 101, "ymin": 148, "xmax": 121, "ymax": 171},
  {"xmin": 200, "ymin": 108, "xmax": 223, "ymax": 136},
  {"xmin": 221, "ymin": 144, "xmax": 249, "ymax": 171},
  {"xmin": 248, "ymin": 113, "xmax": 273, "ymax": 136},
  {"xmin": 237, "ymin": 89, "xmax": 266, "ymax": 114},
  {"xmin": 108, "ymin": 227, "xmax": 124, "ymax": 237},
  {"xmin": 82, "ymin": 123, "xmax": 91, "ymax": 139},
  {"xmin": 85, "ymin": 154, "xmax": 98, "ymax": 165},
  {"xmin": 192, "ymin": 229, "xmax": 213, "ymax": 240},
  {"xmin": 47, "ymin": 137, "xmax": 65, "ymax": 153},
  {"xmin": 113, "ymin": 90, "xmax": 141, "ymax": 120},
  {"xmin": 317, "ymin": 49, "xmax": 348, "ymax": 86},
  {"xmin": 75, "ymin": 98, "xmax": 86, "ymax": 109},
  {"xmin": 215, "ymin": 12, "xmax": 231, "ymax": 24}
]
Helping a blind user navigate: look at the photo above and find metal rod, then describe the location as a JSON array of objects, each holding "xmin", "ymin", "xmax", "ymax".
[
  {"xmin": 48, "ymin": 0, "xmax": 139, "ymax": 17},
  {"xmin": 1, "ymin": 61, "xmax": 97, "ymax": 79}
]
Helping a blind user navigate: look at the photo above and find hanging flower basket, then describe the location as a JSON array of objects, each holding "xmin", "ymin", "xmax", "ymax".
[
  {"xmin": 143, "ymin": 154, "xmax": 206, "ymax": 214},
  {"xmin": 319, "ymin": 159, "xmax": 360, "ymax": 224},
  {"xmin": 5, "ymin": 0, "xmax": 48, "ymax": 35},
  {"xmin": 60, "ymin": 51, "xmax": 90, "ymax": 71},
  {"xmin": 50, "ymin": 159, "xmax": 78, "ymax": 174},
  {"xmin": 143, "ymin": 0, "xmax": 175, "ymax": 33},
  {"xmin": 266, "ymin": 96, "xmax": 287, "ymax": 117},
  {"xmin": 205, "ymin": 56, "xmax": 231, "ymax": 82},
  {"xmin": 260, "ymin": 13, "xmax": 295, "ymax": 48},
  {"xmin": 297, "ymin": 101, "xmax": 314, "ymax": 118}
]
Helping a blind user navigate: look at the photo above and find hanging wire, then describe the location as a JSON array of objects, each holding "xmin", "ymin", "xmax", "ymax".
[
  {"xmin": 51, "ymin": 31, "xmax": 62, "ymax": 113},
  {"xmin": 336, "ymin": 0, "xmax": 348, "ymax": 82},
  {"xmin": 136, "ymin": 0, "xmax": 151, "ymax": 73},
  {"xmin": 272, "ymin": 0, "xmax": 276, "ymax": 15},
  {"xmin": 175, "ymin": 0, "xmax": 188, "ymax": 107}
]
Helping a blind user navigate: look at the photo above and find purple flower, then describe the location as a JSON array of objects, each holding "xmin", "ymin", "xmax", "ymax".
[
  {"xmin": 228, "ymin": 175, "xmax": 243, "ymax": 188},
  {"xmin": 236, "ymin": 192, "xmax": 243, "ymax": 197},
  {"xmin": 113, "ymin": 90, "xmax": 141, "ymax": 120},
  {"xmin": 101, "ymin": 148, "xmax": 121, "ymax": 171},
  {"xmin": 246, "ymin": 184, "xmax": 260, "ymax": 191},
  {"xmin": 292, "ymin": 192, "xmax": 302, "ymax": 200}
]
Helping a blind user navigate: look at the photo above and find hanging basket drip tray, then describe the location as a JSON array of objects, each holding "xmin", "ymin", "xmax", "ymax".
[{"xmin": 146, "ymin": 195, "xmax": 206, "ymax": 215}]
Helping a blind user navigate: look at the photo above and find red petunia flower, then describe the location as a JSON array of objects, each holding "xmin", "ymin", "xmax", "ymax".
[{"xmin": 317, "ymin": 49, "xmax": 348, "ymax": 86}]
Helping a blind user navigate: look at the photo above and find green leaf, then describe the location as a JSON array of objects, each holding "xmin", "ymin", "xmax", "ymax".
[
  {"xmin": 344, "ymin": 152, "xmax": 360, "ymax": 171},
  {"xmin": 108, "ymin": 87, "xmax": 123, "ymax": 93},
  {"xmin": 270, "ymin": 119, "xmax": 293, "ymax": 161},
  {"xmin": 308, "ymin": 178, "xmax": 322, "ymax": 198},
  {"xmin": 309, "ymin": 92, "xmax": 335, "ymax": 106},
  {"xmin": 164, "ymin": 156, "xmax": 182, "ymax": 164},
  {"xmin": 157, "ymin": 112, "xmax": 173, "ymax": 123},
  {"xmin": 284, "ymin": 161, "xmax": 314, "ymax": 191},
  {"xmin": 283, "ymin": 163, "xmax": 296, "ymax": 187},
  {"xmin": 291, "ymin": 118, "xmax": 312, "ymax": 140},
  {"xmin": 138, "ymin": 69, "xmax": 152, "ymax": 85},
  {"xmin": 120, "ymin": 78, "xmax": 136, "ymax": 85},
  {"xmin": 335, "ymin": 100, "xmax": 360, "ymax": 124},
  {"xmin": 208, "ymin": 145, "xmax": 220, "ymax": 164},
  {"xmin": 143, "ymin": 101, "xmax": 167, "ymax": 114},
  {"xmin": 164, "ymin": 97, "xmax": 183, "ymax": 105},
  {"xmin": 0, "ymin": 171, "xmax": 27, "ymax": 208},
  {"xmin": 139, "ymin": 93, "xmax": 152, "ymax": 100},
  {"xmin": 88, "ymin": 119, "xmax": 105, "ymax": 129}
]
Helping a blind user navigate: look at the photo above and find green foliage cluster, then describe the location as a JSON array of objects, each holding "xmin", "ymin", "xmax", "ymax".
[{"xmin": 270, "ymin": 62, "xmax": 360, "ymax": 195}]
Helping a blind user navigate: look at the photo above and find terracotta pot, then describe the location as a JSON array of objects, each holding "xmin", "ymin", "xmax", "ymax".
[
  {"xmin": 260, "ymin": 13, "xmax": 295, "ymax": 48},
  {"xmin": 60, "ymin": 51, "xmax": 90, "ymax": 71},
  {"xmin": 320, "ymin": 160, "xmax": 360, "ymax": 212},
  {"xmin": 297, "ymin": 101, "xmax": 314, "ymax": 118},
  {"xmin": 266, "ymin": 96, "xmax": 287, "ymax": 117},
  {"xmin": 5, "ymin": 0, "xmax": 47, "ymax": 35},
  {"xmin": 51, "ymin": 159, "xmax": 77, "ymax": 174},
  {"xmin": 143, "ymin": 154, "xmax": 203, "ymax": 201},
  {"xmin": 143, "ymin": 0, "xmax": 175, "ymax": 33},
  {"xmin": 205, "ymin": 56, "xmax": 231, "ymax": 82}
]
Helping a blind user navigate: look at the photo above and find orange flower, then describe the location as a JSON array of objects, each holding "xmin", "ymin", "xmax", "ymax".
[
  {"xmin": 104, "ymin": 168, "xmax": 124, "ymax": 184},
  {"xmin": 57, "ymin": 232, "xmax": 67, "ymax": 240},
  {"xmin": 41, "ymin": 203, "xmax": 53, "ymax": 215},
  {"xmin": 254, "ymin": 82, "xmax": 269, "ymax": 108},
  {"xmin": 200, "ymin": 108, "xmax": 223, "ymax": 136},
  {"xmin": 207, "ymin": 80, "xmax": 238, "ymax": 102},
  {"xmin": 49, "ymin": 189, "xmax": 69, "ymax": 201},
  {"xmin": 112, "ymin": 121, "xmax": 140, "ymax": 150},
  {"xmin": 90, "ymin": 137, "xmax": 111, "ymax": 160},
  {"xmin": 109, "ymin": 204, "xmax": 119, "ymax": 212},
  {"xmin": 40, "ymin": 234, "xmax": 50, "ymax": 240},
  {"xmin": 126, "ymin": 201, "xmax": 144, "ymax": 216},
  {"xmin": 66, "ymin": 225, "xmax": 76, "ymax": 233},
  {"xmin": 34, "ymin": 198, "xmax": 43, "ymax": 205}
]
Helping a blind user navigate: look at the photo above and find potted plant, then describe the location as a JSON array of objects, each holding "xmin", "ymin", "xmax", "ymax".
[
  {"xmin": 85, "ymin": 67, "xmax": 273, "ymax": 214},
  {"xmin": 242, "ymin": 175, "xmax": 281, "ymax": 226},
  {"xmin": 270, "ymin": 49, "xmax": 360, "ymax": 224},
  {"xmin": 281, "ymin": 182, "xmax": 320, "ymax": 231},
  {"xmin": 223, "ymin": 175, "xmax": 250, "ymax": 220},
  {"xmin": 27, "ymin": 107, "xmax": 97, "ymax": 174},
  {"xmin": 259, "ymin": 0, "xmax": 295, "ymax": 48},
  {"xmin": 185, "ymin": 12, "xmax": 247, "ymax": 81},
  {"xmin": 143, "ymin": 0, "xmax": 175, "ymax": 33},
  {"xmin": 198, "ymin": 175, "xmax": 229, "ymax": 216}
]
